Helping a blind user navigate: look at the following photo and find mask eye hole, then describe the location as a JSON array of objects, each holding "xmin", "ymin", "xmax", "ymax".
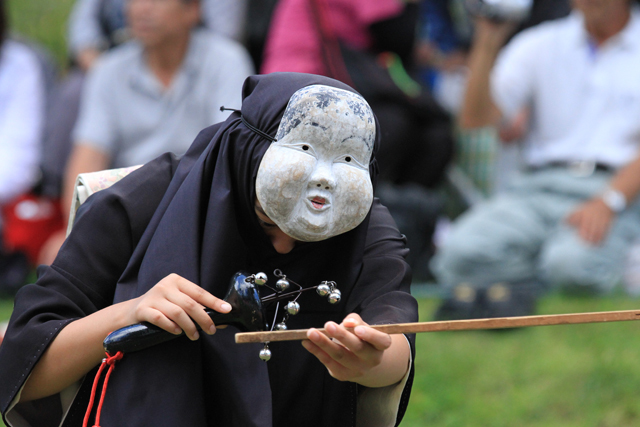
[
  {"xmin": 335, "ymin": 154, "xmax": 367, "ymax": 169},
  {"xmin": 282, "ymin": 142, "xmax": 316, "ymax": 156}
]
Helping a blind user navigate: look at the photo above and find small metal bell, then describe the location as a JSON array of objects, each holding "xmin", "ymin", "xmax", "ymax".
[
  {"xmin": 259, "ymin": 346, "xmax": 272, "ymax": 362},
  {"xmin": 254, "ymin": 272, "xmax": 268, "ymax": 286},
  {"xmin": 275, "ymin": 322, "xmax": 288, "ymax": 331},
  {"xmin": 328, "ymin": 290, "xmax": 341, "ymax": 304},
  {"xmin": 286, "ymin": 301, "xmax": 300, "ymax": 315},
  {"xmin": 276, "ymin": 278, "xmax": 290, "ymax": 292},
  {"xmin": 316, "ymin": 283, "xmax": 331, "ymax": 297}
]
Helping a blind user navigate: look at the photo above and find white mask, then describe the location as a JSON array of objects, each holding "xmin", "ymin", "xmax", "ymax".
[{"xmin": 255, "ymin": 85, "xmax": 376, "ymax": 242}]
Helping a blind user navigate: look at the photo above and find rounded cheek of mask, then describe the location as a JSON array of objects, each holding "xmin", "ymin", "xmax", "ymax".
[
  {"xmin": 256, "ymin": 147, "xmax": 313, "ymax": 223},
  {"xmin": 331, "ymin": 167, "xmax": 373, "ymax": 232}
]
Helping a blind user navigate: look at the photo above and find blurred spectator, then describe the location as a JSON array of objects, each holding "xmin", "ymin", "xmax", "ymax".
[
  {"xmin": 432, "ymin": 0, "xmax": 640, "ymax": 320},
  {"xmin": 415, "ymin": 0, "xmax": 473, "ymax": 92},
  {"xmin": 262, "ymin": 0, "xmax": 455, "ymax": 189},
  {"xmin": 68, "ymin": 0, "xmax": 248, "ymax": 72},
  {"xmin": 417, "ymin": 0, "xmax": 571, "ymax": 106},
  {"xmin": 0, "ymin": 0, "xmax": 52, "ymax": 295},
  {"xmin": 37, "ymin": 0, "xmax": 254, "ymax": 265},
  {"xmin": 262, "ymin": 0, "xmax": 455, "ymax": 281},
  {"xmin": 414, "ymin": 0, "xmax": 571, "ymax": 197},
  {"xmin": 41, "ymin": 0, "xmax": 249, "ymax": 202}
]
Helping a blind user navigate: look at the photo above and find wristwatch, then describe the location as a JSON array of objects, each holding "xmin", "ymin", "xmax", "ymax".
[{"xmin": 601, "ymin": 188, "xmax": 627, "ymax": 213}]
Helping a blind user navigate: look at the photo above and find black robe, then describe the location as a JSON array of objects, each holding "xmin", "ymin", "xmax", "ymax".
[{"xmin": 0, "ymin": 73, "xmax": 418, "ymax": 427}]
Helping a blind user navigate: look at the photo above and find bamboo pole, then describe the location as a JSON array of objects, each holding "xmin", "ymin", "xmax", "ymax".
[{"xmin": 235, "ymin": 309, "xmax": 640, "ymax": 344}]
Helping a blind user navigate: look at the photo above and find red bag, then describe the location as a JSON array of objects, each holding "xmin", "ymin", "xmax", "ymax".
[{"xmin": 1, "ymin": 193, "xmax": 65, "ymax": 264}]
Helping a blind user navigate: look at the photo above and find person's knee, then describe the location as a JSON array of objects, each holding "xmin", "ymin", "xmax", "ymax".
[
  {"xmin": 540, "ymin": 243, "xmax": 619, "ymax": 293},
  {"xmin": 541, "ymin": 248, "xmax": 581, "ymax": 286},
  {"xmin": 432, "ymin": 233, "xmax": 496, "ymax": 284}
]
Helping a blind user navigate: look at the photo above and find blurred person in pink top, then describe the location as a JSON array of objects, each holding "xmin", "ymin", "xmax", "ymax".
[
  {"xmin": 262, "ymin": 0, "xmax": 455, "ymax": 282},
  {"xmin": 262, "ymin": 0, "xmax": 408, "ymax": 75}
]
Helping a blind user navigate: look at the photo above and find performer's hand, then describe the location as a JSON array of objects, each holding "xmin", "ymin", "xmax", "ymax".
[
  {"xmin": 302, "ymin": 313, "xmax": 410, "ymax": 388},
  {"xmin": 129, "ymin": 273, "xmax": 232, "ymax": 340},
  {"xmin": 565, "ymin": 198, "xmax": 615, "ymax": 245}
]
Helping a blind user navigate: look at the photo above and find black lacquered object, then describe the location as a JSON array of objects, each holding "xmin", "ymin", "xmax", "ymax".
[
  {"xmin": 103, "ymin": 270, "xmax": 340, "ymax": 360},
  {"xmin": 103, "ymin": 271, "xmax": 265, "ymax": 354}
]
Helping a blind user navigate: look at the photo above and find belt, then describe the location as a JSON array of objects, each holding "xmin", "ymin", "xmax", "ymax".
[{"xmin": 526, "ymin": 160, "xmax": 615, "ymax": 177}]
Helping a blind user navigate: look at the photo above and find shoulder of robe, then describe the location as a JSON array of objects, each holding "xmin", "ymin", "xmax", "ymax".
[{"xmin": 74, "ymin": 153, "xmax": 179, "ymax": 242}]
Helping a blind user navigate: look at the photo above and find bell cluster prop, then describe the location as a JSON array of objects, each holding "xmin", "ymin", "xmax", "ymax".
[
  {"xmin": 250, "ymin": 269, "xmax": 341, "ymax": 361},
  {"xmin": 103, "ymin": 270, "xmax": 340, "ymax": 362}
]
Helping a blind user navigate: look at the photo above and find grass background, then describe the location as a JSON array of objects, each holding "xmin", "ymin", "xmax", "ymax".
[
  {"xmin": 4, "ymin": 0, "xmax": 640, "ymax": 426},
  {"xmin": 406, "ymin": 293, "xmax": 640, "ymax": 427},
  {"xmin": 7, "ymin": 0, "xmax": 75, "ymax": 68}
]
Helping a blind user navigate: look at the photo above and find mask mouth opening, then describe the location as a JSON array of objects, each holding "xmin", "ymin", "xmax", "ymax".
[{"xmin": 309, "ymin": 196, "xmax": 329, "ymax": 210}]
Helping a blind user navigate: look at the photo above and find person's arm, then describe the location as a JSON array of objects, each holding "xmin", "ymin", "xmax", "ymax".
[
  {"xmin": 76, "ymin": 47, "xmax": 102, "ymax": 71},
  {"xmin": 458, "ymin": 18, "xmax": 516, "ymax": 129},
  {"xmin": 20, "ymin": 273, "xmax": 232, "ymax": 402},
  {"xmin": 566, "ymin": 152, "xmax": 640, "ymax": 245},
  {"xmin": 303, "ymin": 314, "xmax": 410, "ymax": 387}
]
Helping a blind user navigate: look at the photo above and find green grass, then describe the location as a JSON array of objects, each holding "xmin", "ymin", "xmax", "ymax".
[
  {"xmin": 403, "ymin": 294, "xmax": 640, "ymax": 427},
  {"xmin": 7, "ymin": 0, "xmax": 75, "ymax": 68},
  {"xmin": 3, "ymin": 293, "xmax": 640, "ymax": 426},
  {"xmin": 0, "ymin": 298, "xmax": 12, "ymax": 323}
]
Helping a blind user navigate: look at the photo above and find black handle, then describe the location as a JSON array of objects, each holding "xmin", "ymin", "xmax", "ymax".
[
  {"xmin": 103, "ymin": 271, "xmax": 265, "ymax": 354},
  {"xmin": 103, "ymin": 309, "xmax": 238, "ymax": 354},
  {"xmin": 103, "ymin": 322, "xmax": 177, "ymax": 354}
]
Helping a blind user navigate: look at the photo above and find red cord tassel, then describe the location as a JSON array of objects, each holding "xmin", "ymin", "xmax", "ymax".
[{"xmin": 83, "ymin": 351, "xmax": 124, "ymax": 427}]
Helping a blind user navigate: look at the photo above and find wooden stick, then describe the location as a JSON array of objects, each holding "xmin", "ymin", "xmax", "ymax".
[{"xmin": 235, "ymin": 309, "xmax": 640, "ymax": 344}]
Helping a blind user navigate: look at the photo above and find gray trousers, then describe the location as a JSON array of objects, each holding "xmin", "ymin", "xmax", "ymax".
[{"xmin": 431, "ymin": 168, "xmax": 640, "ymax": 293}]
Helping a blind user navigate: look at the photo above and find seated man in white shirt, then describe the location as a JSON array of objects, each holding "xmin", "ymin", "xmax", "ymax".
[
  {"xmin": 431, "ymin": 0, "xmax": 640, "ymax": 320},
  {"xmin": 38, "ymin": 0, "xmax": 254, "ymax": 265}
]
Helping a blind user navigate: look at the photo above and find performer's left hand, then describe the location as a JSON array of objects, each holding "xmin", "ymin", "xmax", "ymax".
[{"xmin": 302, "ymin": 313, "xmax": 410, "ymax": 388}]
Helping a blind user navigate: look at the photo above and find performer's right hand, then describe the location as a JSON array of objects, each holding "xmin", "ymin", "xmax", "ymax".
[{"xmin": 129, "ymin": 274, "xmax": 232, "ymax": 340}]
